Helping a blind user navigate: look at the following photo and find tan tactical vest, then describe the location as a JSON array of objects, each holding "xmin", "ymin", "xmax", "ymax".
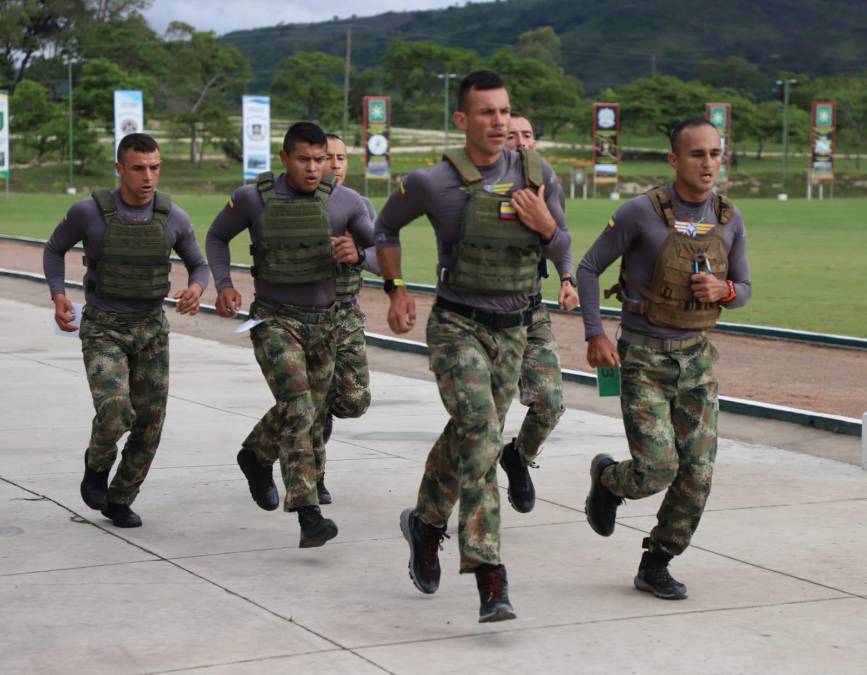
[
  {"xmin": 84, "ymin": 189, "xmax": 172, "ymax": 300},
  {"xmin": 251, "ymin": 172, "xmax": 338, "ymax": 285},
  {"xmin": 607, "ymin": 186, "xmax": 733, "ymax": 331},
  {"xmin": 440, "ymin": 148, "xmax": 544, "ymax": 295}
]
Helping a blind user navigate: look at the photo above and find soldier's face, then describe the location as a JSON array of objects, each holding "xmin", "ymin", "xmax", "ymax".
[
  {"xmin": 668, "ymin": 125, "xmax": 722, "ymax": 199},
  {"xmin": 280, "ymin": 142, "xmax": 328, "ymax": 193},
  {"xmin": 454, "ymin": 86, "xmax": 511, "ymax": 160},
  {"xmin": 326, "ymin": 138, "xmax": 348, "ymax": 183},
  {"xmin": 506, "ymin": 116, "xmax": 536, "ymax": 151},
  {"xmin": 116, "ymin": 149, "xmax": 161, "ymax": 205}
]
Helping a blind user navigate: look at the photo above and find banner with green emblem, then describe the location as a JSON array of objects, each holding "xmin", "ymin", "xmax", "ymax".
[
  {"xmin": 0, "ymin": 90, "xmax": 9, "ymax": 181},
  {"xmin": 810, "ymin": 101, "xmax": 835, "ymax": 183},
  {"xmin": 705, "ymin": 102, "xmax": 731, "ymax": 185},
  {"xmin": 592, "ymin": 102, "xmax": 620, "ymax": 185},
  {"xmin": 363, "ymin": 96, "xmax": 391, "ymax": 179}
]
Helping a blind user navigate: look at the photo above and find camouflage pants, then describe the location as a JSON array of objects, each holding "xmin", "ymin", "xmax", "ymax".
[
  {"xmin": 314, "ymin": 302, "xmax": 371, "ymax": 479},
  {"xmin": 602, "ymin": 338, "xmax": 720, "ymax": 557},
  {"xmin": 243, "ymin": 304, "xmax": 335, "ymax": 511},
  {"xmin": 416, "ymin": 306, "xmax": 526, "ymax": 573},
  {"xmin": 80, "ymin": 306, "xmax": 169, "ymax": 505},
  {"xmin": 515, "ymin": 305, "xmax": 564, "ymax": 463}
]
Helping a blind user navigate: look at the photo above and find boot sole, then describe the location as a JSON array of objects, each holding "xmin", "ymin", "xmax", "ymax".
[
  {"xmin": 299, "ymin": 521, "xmax": 338, "ymax": 548},
  {"xmin": 479, "ymin": 605, "xmax": 517, "ymax": 623},
  {"xmin": 634, "ymin": 575, "xmax": 688, "ymax": 600},
  {"xmin": 399, "ymin": 509, "xmax": 438, "ymax": 595},
  {"xmin": 237, "ymin": 450, "xmax": 279, "ymax": 511}
]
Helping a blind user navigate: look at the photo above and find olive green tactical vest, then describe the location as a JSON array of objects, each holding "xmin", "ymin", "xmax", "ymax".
[
  {"xmin": 251, "ymin": 172, "xmax": 337, "ymax": 285},
  {"xmin": 606, "ymin": 186, "xmax": 732, "ymax": 331},
  {"xmin": 84, "ymin": 189, "xmax": 172, "ymax": 300},
  {"xmin": 440, "ymin": 148, "xmax": 544, "ymax": 295}
]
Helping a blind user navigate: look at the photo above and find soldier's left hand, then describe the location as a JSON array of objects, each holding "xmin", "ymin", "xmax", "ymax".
[
  {"xmin": 558, "ymin": 282, "xmax": 579, "ymax": 310},
  {"xmin": 511, "ymin": 184, "xmax": 556, "ymax": 240},
  {"xmin": 690, "ymin": 273, "xmax": 728, "ymax": 303},
  {"xmin": 331, "ymin": 234, "xmax": 359, "ymax": 264},
  {"xmin": 174, "ymin": 283, "xmax": 204, "ymax": 315}
]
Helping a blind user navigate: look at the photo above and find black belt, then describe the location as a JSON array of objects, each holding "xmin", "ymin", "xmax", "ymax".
[
  {"xmin": 253, "ymin": 300, "xmax": 336, "ymax": 324},
  {"xmin": 434, "ymin": 298, "xmax": 525, "ymax": 331},
  {"xmin": 337, "ymin": 298, "xmax": 358, "ymax": 310},
  {"xmin": 522, "ymin": 293, "xmax": 543, "ymax": 326},
  {"xmin": 619, "ymin": 328, "xmax": 705, "ymax": 352}
]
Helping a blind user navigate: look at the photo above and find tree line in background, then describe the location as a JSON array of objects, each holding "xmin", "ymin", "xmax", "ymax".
[{"xmin": 3, "ymin": 1, "xmax": 866, "ymax": 174}]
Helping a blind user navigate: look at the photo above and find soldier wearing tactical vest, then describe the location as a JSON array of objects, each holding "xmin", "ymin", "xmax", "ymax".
[
  {"xmin": 375, "ymin": 71, "xmax": 573, "ymax": 622},
  {"xmin": 206, "ymin": 122, "xmax": 379, "ymax": 549},
  {"xmin": 308, "ymin": 133, "xmax": 378, "ymax": 504},
  {"xmin": 578, "ymin": 118, "xmax": 751, "ymax": 600},
  {"xmin": 43, "ymin": 133, "xmax": 209, "ymax": 528},
  {"xmin": 499, "ymin": 113, "xmax": 578, "ymax": 515}
]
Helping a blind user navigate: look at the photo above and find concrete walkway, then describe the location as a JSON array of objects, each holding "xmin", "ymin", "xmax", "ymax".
[{"xmin": 2, "ymin": 297, "xmax": 866, "ymax": 675}]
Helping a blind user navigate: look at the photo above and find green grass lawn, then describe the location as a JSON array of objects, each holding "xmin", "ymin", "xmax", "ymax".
[{"xmin": 2, "ymin": 193, "xmax": 865, "ymax": 337}]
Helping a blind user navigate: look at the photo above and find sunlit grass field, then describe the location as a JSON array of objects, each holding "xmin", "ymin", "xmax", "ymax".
[{"xmin": 2, "ymin": 193, "xmax": 865, "ymax": 337}]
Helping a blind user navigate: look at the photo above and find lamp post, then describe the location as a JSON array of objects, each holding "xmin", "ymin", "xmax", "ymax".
[
  {"xmin": 68, "ymin": 58, "xmax": 74, "ymax": 192},
  {"xmin": 775, "ymin": 77, "xmax": 797, "ymax": 199},
  {"xmin": 437, "ymin": 72, "xmax": 457, "ymax": 154}
]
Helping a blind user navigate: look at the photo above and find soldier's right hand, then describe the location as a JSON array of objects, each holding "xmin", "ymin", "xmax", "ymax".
[
  {"xmin": 587, "ymin": 334, "xmax": 620, "ymax": 368},
  {"xmin": 216, "ymin": 287, "xmax": 242, "ymax": 318},
  {"xmin": 52, "ymin": 294, "xmax": 77, "ymax": 332},
  {"xmin": 387, "ymin": 289, "xmax": 416, "ymax": 334}
]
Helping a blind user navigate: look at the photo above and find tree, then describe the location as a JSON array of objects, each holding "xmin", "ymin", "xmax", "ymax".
[
  {"xmin": 162, "ymin": 23, "xmax": 252, "ymax": 163},
  {"xmin": 73, "ymin": 10, "xmax": 168, "ymax": 82},
  {"xmin": 75, "ymin": 59, "xmax": 157, "ymax": 133},
  {"xmin": 612, "ymin": 75, "xmax": 712, "ymax": 140},
  {"xmin": 270, "ymin": 51, "xmax": 345, "ymax": 128},
  {"xmin": 696, "ymin": 57, "xmax": 768, "ymax": 99},
  {"xmin": 516, "ymin": 26, "xmax": 561, "ymax": 69},
  {"xmin": 10, "ymin": 80, "xmax": 65, "ymax": 161}
]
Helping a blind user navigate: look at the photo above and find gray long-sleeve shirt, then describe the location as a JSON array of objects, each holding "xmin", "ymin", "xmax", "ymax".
[
  {"xmin": 374, "ymin": 149, "xmax": 573, "ymax": 312},
  {"xmin": 577, "ymin": 183, "xmax": 751, "ymax": 340},
  {"xmin": 206, "ymin": 174, "xmax": 379, "ymax": 308},
  {"xmin": 43, "ymin": 190, "xmax": 210, "ymax": 313}
]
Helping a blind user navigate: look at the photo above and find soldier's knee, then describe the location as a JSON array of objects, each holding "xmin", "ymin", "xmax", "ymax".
[
  {"xmin": 635, "ymin": 459, "xmax": 679, "ymax": 494},
  {"xmin": 331, "ymin": 390, "xmax": 371, "ymax": 419},
  {"xmin": 96, "ymin": 395, "xmax": 134, "ymax": 432}
]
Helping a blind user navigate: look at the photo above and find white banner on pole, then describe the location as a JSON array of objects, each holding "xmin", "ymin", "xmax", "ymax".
[
  {"xmin": 113, "ymin": 90, "xmax": 144, "ymax": 158},
  {"xmin": 242, "ymin": 95, "xmax": 271, "ymax": 180},
  {"xmin": 0, "ymin": 90, "xmax": 9, "ymax": 180}
]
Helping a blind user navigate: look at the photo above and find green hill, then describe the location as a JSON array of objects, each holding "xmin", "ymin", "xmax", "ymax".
[{"xmin": 223, "ymin": 0, "xmax": 867, "ymax": 93}]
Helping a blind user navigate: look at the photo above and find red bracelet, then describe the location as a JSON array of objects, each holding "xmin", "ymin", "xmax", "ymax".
[{"xmin": 722, "ymin": 279, "xmax": 736, "ymax": 303}]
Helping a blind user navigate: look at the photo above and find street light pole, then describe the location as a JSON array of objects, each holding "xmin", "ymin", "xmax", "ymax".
[
  {"xmin": 68, "ymin": 58, "xmax": 74, "ymax": 192},
  {"xmin": 776, "ymin": 77, "xmax": 796, "ymax": 199},
  {"xmin": 437, "ymin": 72, "xmax": 456, "ymax": 155}
]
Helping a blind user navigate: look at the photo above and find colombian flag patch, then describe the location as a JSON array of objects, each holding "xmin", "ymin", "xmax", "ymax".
[{"xmin": 499, "ymin": 201, "xmax": 518, "ymax": 220}]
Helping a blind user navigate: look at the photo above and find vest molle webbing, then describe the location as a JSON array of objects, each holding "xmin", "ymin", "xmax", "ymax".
[
  {"xmin": 606, "ymin": 186, "xmax": 731, "ymax": 331},
  {"xmin": 84, "ymin": 189, "xmax": 172, "ymax": 300},
  {"xmin": 440, "ymin": 148, "xmax": 543, "ymax": 295},
  {"xmin": 251, "ymin": 172, "xmax": 336, "ymax": 285}
]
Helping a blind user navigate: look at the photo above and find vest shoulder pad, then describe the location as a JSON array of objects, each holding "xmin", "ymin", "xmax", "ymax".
[
  {"xmin": 92, "ymin": 188, "xmax": 117, "ymax": 217},
  {"xmin": 443, "ymin": 149, "xmax": 483, "ymax": 185},
  {"xmin": 316, "ymin": 173, "xmax": 337, "ymax": 203},
  {"xmin": 520, "ymin": 148, "xmax": 543, "ymax": 190},
  {"xmin": 644, "ymin": 185, "xmax": 676, "ymax": 227},
  {"xmin": 714, "ymin": 193, "xmax": 734, "ymax": 226},
  {"xmin": 255, "ymin": 171, "xmax": 275, "ymax": 195},
  {"xmin": 153, "ymin": 191, "xmax": 172, "ymax": 217}
]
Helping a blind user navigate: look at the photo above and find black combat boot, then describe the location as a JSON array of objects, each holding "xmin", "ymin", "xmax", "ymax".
[
  {"xmin": 316, "ymin": 477, "xmax": 332, "ymax": 505},
  {"xmin": 399, "ymin": 508, "xmax": 449, "ymax": 594},
  {"xmin": 297, "ymin": 505, "xmax": 338, "ymax": 548},
  {"xmin": 101, "ymin": 502, "xmax": 142, "ymax": 528},
  {"xmin": 475, "ymin": 563, "xmax": 517, "ymax": 623},
  {"xmin": 80, "ymin": 450, "xmax": 109, "ymax": 510},
  {"xmin": 236, "ymin": 448, "xmax": 279, "ymax": 511},
  {"xmin": 634, "ymin": 549, "xmax": 688, "ymax": 600},
  {"xmin": 585, "ymin": 453, "xmax": 623, "ymax": 536},
  {"xmin": 499, "ymin": 438, "xmax": 535, "ymax": 513},
  {"xmin": 323, "ymin": 412, "xmax": 334, "ymax": 444}
]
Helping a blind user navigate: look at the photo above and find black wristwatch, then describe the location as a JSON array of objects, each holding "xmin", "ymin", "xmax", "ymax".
[
  {"xmin": 383, "ymin": 278, "xmax": 406, "ymax": 295},
  {"xmin": 561, "ymin": 274, "xmax": 577, "ymax": 288}
]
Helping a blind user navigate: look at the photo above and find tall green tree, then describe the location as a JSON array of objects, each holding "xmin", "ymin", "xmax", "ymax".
[
  {"xmin": 75, "ymin": 58, "xmax": 157, "ymax": 132},
  {"xmin": 270, "ymin": 51, "xmax": 346, "ymax": 128},
  {"xmin": 611, "ymin": 75, "xmax": 713, "ymax": 139},
  {"xmin": 10, "ymin": 79, "xmax": 65, "ymax": 160},
  {"xmin": 516, "ymin": 26, "xmax": 561, "ymax": 69},
  {"xmin": 696, "ymin": 57, "xmax": 768, "ymax": 99},
  {"xmin": 162, "ymin": 23, "xmax": 252, "ymax": 163}
]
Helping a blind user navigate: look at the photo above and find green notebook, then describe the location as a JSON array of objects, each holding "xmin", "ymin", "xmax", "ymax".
[{"xmin": 596, "ymin": 366, "xmax": 621, "ymax": 397}]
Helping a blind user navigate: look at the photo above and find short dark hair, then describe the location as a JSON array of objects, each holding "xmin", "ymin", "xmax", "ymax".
[
  {"xmin": 670, "ymin": 118, "xmax": 717, "ymax": 152},
  {"xmin": 117, "ymin": 133, "xmax": 159, "ymax": 164},
  {"xmin": 457, "ymin": 70, "xmax": 505, "ymax": 112},
  {"xmin": 283, "ymin": 122, "xmax": 327, "ymax": 153},
  {"xmin": 325, "ymin": 133, "xmax": 343, "ymax": 142}
]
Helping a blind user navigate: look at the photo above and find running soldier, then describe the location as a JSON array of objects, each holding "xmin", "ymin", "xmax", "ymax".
[
  {"xmin": 579, "ymin": 118, "xmax": 751, "ymax": 599},
  {"xmin": 500, "ymin": 113, "xmax": 578, "ymax": 513},
  {"xmin": 376, "ymin": 71, "xmax": 572, "ymax": 622},
  {"xmin": 44, "ymin": 133, "xmax": 209, "ymax": 528},
  {"xmin": 206, "ymin": 122, "xmax": 378, "ymax": 547}
]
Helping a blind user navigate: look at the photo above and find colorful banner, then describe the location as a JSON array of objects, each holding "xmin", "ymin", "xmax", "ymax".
[
  {"xmin": 705, "ymin": 102, "xmax": 732, "ymax": 183},
  {"xmin": 113, "ymin": 90, "xmax": 144, "ymax": 160},
  {"xmin": 363, "ymin": 96, "xmax": 391, "ymax": 179},
  {"xmin": 242, "ymin": 95, "xmax": 271, "ymax": 180},
  {"xmin": 0, "ymin": 90, "xmax": 8, "ymax": 180},
  {"xmin": 810, "ymin": 101, "xmax": 836, "ymax": 183},
  {"xmin": 592, "ymin": 102, "xmax": 620, "ymax": 185}
]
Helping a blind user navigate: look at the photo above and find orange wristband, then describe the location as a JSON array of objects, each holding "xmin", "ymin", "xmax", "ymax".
[{"xmin": 722, "ymin": 280, "xmax": 736, "ymax": 303}]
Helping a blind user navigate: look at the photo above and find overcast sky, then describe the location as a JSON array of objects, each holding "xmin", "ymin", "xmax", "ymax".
[{"xmin": 143, "ymin": 0, "xmax": 462, "ymax": 36}]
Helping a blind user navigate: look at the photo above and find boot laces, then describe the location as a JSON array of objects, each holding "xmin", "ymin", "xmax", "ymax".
[
  {"xmin": 646, "ymin": 565, "xmax": 677, "ymax": 587},
  {"xmin": 421, "ymin": 525, "xmax": 449, "ymax": 564}
]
